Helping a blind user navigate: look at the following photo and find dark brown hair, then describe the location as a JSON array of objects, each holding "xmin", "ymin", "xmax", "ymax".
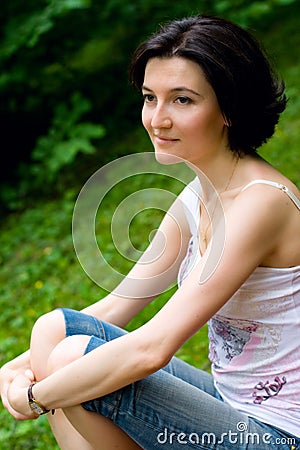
[{"xmin": 129, "ymin": 15, "xmax": 287, "ymax": 154}]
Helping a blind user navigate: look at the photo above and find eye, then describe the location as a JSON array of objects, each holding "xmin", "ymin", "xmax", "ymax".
[
  {"xmin": 175, "ymin": 96, "xmax": 192, "ymax": 105},
  {"xmin": 143, "ymin": 94, "xmax": 156, "ymax": 103}
]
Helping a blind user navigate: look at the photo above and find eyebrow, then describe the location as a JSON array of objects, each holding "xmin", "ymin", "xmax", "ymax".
[{"xmin": 142, "ymin": 85, "xmax": 202, "ymax": 97}]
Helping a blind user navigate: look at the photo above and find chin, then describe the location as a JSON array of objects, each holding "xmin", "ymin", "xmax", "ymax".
[{"xmin": 154, "ymin": 150, "xmax": 184, "ymax": 165}]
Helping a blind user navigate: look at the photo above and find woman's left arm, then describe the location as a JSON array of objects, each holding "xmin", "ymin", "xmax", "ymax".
[{"xmin": 7, "ymin": 184, "xmax": 289, "ymax": 417}]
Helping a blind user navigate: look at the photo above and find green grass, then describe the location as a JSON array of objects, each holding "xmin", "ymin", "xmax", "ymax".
[{"xmin": 1, "ymin": 10, "xmax": 300, "ymax": 449}]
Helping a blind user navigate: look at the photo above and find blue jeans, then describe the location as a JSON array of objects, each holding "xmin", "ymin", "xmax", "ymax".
[{"xmin": 60, "ymin": 308, "xmax": 300, "ymax": 449}]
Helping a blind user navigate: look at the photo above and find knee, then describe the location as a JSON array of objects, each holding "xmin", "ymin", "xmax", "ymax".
[
  {"xmin": 30, "ymin": 310, "xmax": 67, "ymax": 380},
  {"xmin": 47, "ymin": 335, "xmax": 91, "ymax": 375},
  {"xmin": 31, "ymin": 309, "xmax": 65, "ymax": 346}
]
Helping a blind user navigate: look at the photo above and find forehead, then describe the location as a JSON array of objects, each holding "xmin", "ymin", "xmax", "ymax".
[{"xmin": 143, "ymin": 56, "xmax": 210, "ymax": 91}]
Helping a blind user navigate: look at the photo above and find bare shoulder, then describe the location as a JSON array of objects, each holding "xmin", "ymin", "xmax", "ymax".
[
  {"xmin": 227, "ymin": 174, "xmax": 300, "ymax": 267},
  {"xmin": 237, "ymin": 155, "xmax": 300, "ymax": 209},
  {"xmin": 236, "ymin": 176, "xmax": 299, "ymax": 216}
]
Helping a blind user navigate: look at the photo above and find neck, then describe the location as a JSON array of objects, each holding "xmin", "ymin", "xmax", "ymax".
[{"xmin": 188, "ymin": 151, "xmax": 240, "ymax": 200}]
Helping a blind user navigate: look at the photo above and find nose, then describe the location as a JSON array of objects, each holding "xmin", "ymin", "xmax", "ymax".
[{"xmin": 150, "ymin": 103, "xmax": 172, "ymax": 129}]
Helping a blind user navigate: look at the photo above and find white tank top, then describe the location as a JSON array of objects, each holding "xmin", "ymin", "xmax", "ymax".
[{"xmin": 177, "ymin": 177, "xmax": 300, "ymax": 437}]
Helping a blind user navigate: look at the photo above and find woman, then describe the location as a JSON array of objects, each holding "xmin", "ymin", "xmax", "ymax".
[{"xmin": 1, "ymin": 14, "xmax": 300, "ymax": 449}]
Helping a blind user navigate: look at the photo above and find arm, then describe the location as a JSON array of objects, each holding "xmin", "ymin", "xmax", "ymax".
[
  {"xmin": 27, "ymin": 196, "xmax": 190, "ymax": 382},
  {"xmin": 8, "ymin": 184, "xmax": 291, "ymax": 415},
  {"xmin": 81, "ymin": 194, "xmax": 191, "ymax": 327}
]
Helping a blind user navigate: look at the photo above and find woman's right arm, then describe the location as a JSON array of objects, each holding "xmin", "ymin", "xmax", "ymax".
[{"xmin": 82, "ymin": 194, "xmax": 191, "ymax": 327}]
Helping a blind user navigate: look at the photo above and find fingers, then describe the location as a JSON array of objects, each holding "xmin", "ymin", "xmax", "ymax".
[
  {"xmin": 24, "ymin": 369, "xmax": 35, "ymax": 381},
  {"xmin": 2, "ymin": 385, "xmax": 35, "ymax": 421},
  {"xmin": 1, "ymin": 382, "xmax": 10, "ymax": 410},
  {"xmin": 1, "ymin": 368, "xmax": 37, "ymax": 421},
  {"xmin": 5, "ymin": 403, "xmax": 37, "ymax": 421}
]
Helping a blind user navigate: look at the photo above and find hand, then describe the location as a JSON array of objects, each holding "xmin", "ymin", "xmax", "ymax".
[
  {"xmin": 0, "ymin": 363, "xmax": 24, "ymax": 419},
  {"xmin": 1, "ymin": 366, "xmax": 37, "ymax": 421}
]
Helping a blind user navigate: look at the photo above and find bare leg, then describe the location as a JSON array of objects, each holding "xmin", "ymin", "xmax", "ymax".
[
  {"xmin": 47, "ymin": 409, "xmax": 95, "ymax": 450},
  {"xmin": 31, "ymin": 312, "xmax": 141, "ymax": 449},
  {"xmin": 47, "ymin": 405, "xmax": 141, "ymax": 450},
  {"xmin": 63, "ymin": 406, "xmax": 142, "ymax": 450},
  {"xmin": 45, "ymin": 335, "xmax": 142, "ymax": 449},
  {"xmin": 30, "ymin": 309, "xmax": 67, "ymax": 380},
  {"xmin": 47, "ymin": 407, "xmax": 141, "ymax": 450},
  {"xmin": 30, "ymin": 311, "xmax": 94, "ymax": 448}
]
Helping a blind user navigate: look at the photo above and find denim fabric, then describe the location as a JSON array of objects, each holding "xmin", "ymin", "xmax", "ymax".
[{"xmin": 60, "ymin": 308, "xmax": 300, "ymax": 449}]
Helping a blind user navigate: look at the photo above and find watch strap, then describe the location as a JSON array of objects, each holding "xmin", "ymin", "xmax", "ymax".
[{"xmin": 28, "ymin": 383, "xmax": 51, "ymax": 415}]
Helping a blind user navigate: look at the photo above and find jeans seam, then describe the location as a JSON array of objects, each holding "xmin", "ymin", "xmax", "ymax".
[{"xmin": 92, "ymin": 315, "xmax": 106, "ymax": 340}]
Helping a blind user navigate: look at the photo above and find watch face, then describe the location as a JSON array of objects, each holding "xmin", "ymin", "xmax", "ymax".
[{"xmin": 29, "ymin": 401, "xmax": 44, "ymax": 415}]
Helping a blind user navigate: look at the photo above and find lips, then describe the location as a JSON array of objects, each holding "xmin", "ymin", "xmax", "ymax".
[{"xmin": 153, "ymin": 134, "xmax": 179, "ymax": 144}]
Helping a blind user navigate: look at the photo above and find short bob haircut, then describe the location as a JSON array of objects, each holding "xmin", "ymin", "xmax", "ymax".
[{"xmin": 129, "ymin": 15, "xmax": 287, "ymax": 155}]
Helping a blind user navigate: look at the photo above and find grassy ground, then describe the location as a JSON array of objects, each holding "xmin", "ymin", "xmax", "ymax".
[{"xmin": 0, "ymin": 8, "xmax": 299, "ymax": 449}]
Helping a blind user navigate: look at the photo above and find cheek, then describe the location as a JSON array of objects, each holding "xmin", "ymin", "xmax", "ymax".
[
  {"xmin": 192, "ymin": 110, "xmax": 225, "ymax": 135},
  {"xmin": 141, "ymin": 106, "xmax": 150, "ymax": 131}
]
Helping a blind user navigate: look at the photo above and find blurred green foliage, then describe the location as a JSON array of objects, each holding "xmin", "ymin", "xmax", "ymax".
[
  {"xmin": 0, "ymin": 0, "xmax": 298, "ymax": 211},
  {"xmin": 0, "ymin": 0, "xmax": 300, "ymax": 448}
]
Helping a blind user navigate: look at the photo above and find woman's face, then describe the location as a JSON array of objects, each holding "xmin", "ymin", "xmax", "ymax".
[{"xmin": 142, "ymin": 56, "xmax": 229, "ymax": 166}]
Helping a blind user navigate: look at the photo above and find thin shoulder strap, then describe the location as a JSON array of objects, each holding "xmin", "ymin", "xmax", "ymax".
[{"xmin": 242, "ymin": 179, "xmax": 300, "ymax": 211}]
